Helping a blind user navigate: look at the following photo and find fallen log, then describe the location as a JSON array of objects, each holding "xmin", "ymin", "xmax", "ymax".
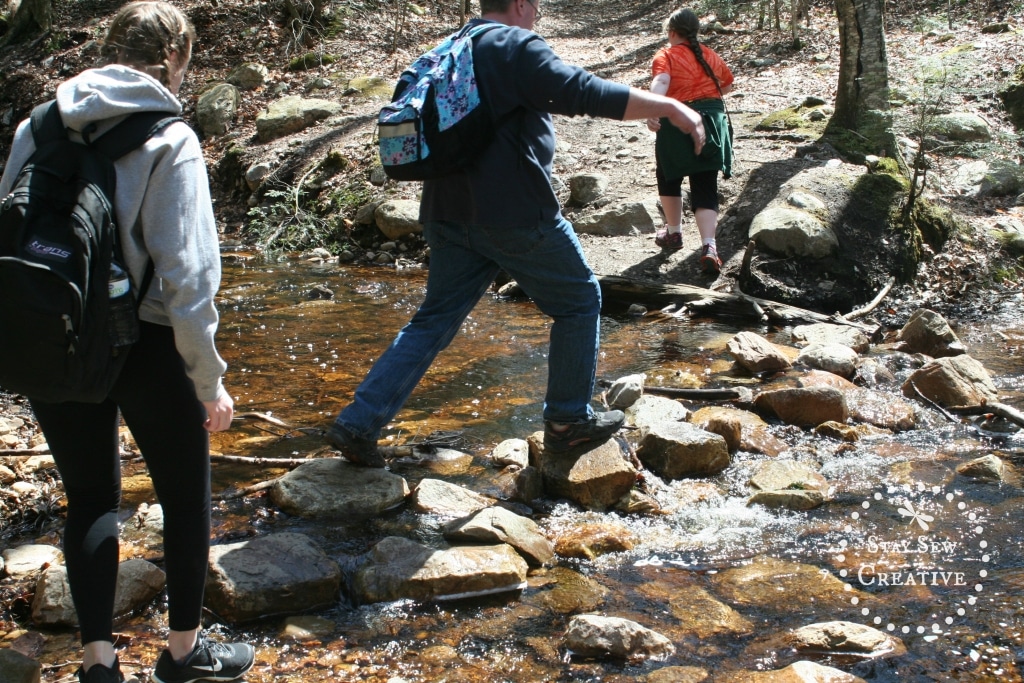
[{"xmin": 595, "ymin": 274, "xmax": 880, "ymax": 335}]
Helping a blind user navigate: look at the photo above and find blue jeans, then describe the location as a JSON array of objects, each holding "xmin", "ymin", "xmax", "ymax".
[{"xmin": 335, "ymin": 216, "xmax": 602, "ymax": 439}]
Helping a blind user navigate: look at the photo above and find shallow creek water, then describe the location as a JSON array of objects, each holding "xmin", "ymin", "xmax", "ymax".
[{"xmin": 38, "ymin": 258, "xmax": 1024, "ymax": 681}]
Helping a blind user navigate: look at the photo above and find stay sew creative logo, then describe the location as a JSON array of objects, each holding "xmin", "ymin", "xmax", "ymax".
[{"xmin": 828, "ymin": 484, "xmax": 991, "ymax": 641}]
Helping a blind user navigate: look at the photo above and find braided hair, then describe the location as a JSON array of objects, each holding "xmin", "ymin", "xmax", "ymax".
[
  {"xmin": 99, "ymin": 1, "xmax": 195, "ymax": 89},
  {"xmin": 666, "ymin": 8, "xmax": 720, "ymax": 90}
]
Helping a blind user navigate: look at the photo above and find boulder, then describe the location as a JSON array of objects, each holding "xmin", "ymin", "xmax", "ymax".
[
  {"xmin": 625, "ymin": 394, "xmax": 689, "ymax": 431},
  {"xmin": 226, "ymin": 62, "xmax": 268, "ymax": 90},
  {"xmin": 901, "ymin": 354, "xmax": 998, "ymax": 407},
  {"xmin": 374, "ymin": 199, "xmax": 423, "ymax": 239},
  {"xmin": 553, "ymin": 522, "xmax": 636, "ymax": 560},
  {"xmin": 196, "ymin": 82, "xmax": 240, "ymax": 137},
  {"xmin": 269, "ymin": 458, "xmax": 409, "ymax": 518},
  {"xmin": 796, "ymin": 343, "xmax": 858, "ymax": 378},
  {"xmin": 799, "ymin": 370, "xmax": 917, "ymax": 431},
  {"xmin": 443, "ymin": 506, "xmax": 555, "ymax": 566},
  {"xmin": 204, "ymin": 533, "xmax": 341, "ymax": 622},
  {"xmin": 791, "ymin": 323, "xmax": 871, "ymax": 353},
  {"xmin": 636, "ymin": 422, "xmax": 730, "ymax": 478},
  {"xmin": 926, "ymin": 112, "xmax": 991, "ymax": 142},
  {"xmin": 727, "ymin": 331, "xmax": 793, "ymax": 374},
  {"xmin": 490, "ymin": 438, "xmax": 530, "ymax": 469},
  {"xmin": 563, "ymin": 614, "xmax": 675, "ymax": 660},
  {"xmin": 568, "ymin": 173, "xmax": 610, "ymax": 205},
  {"xmin": 747, "ymin": 459, "xmax": 829, "ymax": 510},
  {"xmin": 605, "ymin": 373, "xmax": 645, "ymax": 409},
  {"xmin": 668, "ymin": 585, "xmax": 754, "ymax": 638},
  {"xmin": 31, "ymin": 559, "xmax": 165, "ymax": 627},
  {"xmin": 716, "ymin": 660, "xmax": 867, "ymax": 682},
  {"xmin": 573, "ymin": 200, "xmax": 659, "ymax": 236},
  {"xmin": 749, "ymin": 206, "xmax": 838, "ymax": 258},
  {"xmin": 895, "ymin": 308, "xmax": 965, "ymax": 357},
  {"xmin": 2, "ymin": 544, "xmax": 60, "ymax": 577},
  {"xmin": 690, "ymin": 405, "xmax": 789, "ymax": 456},
  {"xmin": 0, "ymin": 648, "xmax": 40, "ymax": 683},
  {"xmin": 351, "ymin": 536, "xmax": 527, "ymax": 604},
  {"xmin": 255, "ymin": 95, "xmax": 344, "ymax": 142},
  {"xmin": 530, "ymin": 434, "xmax": 637, "ymax": 511},
  {"xmin": 956, "ymin": 454, "xmax": 1006, "ymax": 482},
  {"xmin": 412, "ymin": 478, "xmax": 494, "ymax": 518},
  {"xmin": 754, "ymin": 386, "xmax": 849, "ymax": 428}
]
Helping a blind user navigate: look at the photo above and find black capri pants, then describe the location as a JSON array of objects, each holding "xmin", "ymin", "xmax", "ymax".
[
  {"xmin": 30, "ymin": 321, "xmax": 211, "ymax": 644},
  {"xmin": 656, "ymin": 166, "xmax": 720, "ymax": 213}
]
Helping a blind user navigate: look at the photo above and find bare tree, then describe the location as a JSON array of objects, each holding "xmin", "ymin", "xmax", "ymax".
[{"xmin": 829, "ymin": 0, "xmax": 889, "ymax": 134}]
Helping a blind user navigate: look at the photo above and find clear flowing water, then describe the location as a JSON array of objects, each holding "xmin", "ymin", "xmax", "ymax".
[{"xmin": 33, "ymin": 258, "xmax": 1024, "ymax": 681}]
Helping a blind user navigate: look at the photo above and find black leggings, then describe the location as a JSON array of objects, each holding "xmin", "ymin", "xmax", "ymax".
[
  {"xmin": 30, "ymin": 322, "xmax": 210, "ymax": 645},
  {"xmin": 656, "ymin": 167, "xmax": 720, "ymax": 213}
]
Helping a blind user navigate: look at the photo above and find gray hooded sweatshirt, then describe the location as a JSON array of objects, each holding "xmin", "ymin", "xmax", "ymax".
[{"xmin": 0, "ymin": 65, "xmax": 227, "ymax": 402}]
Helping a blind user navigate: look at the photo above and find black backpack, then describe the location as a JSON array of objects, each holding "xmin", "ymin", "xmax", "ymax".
[{"xmin": 0, "ymin": 101, "xmax": 178, "ymax": 403}]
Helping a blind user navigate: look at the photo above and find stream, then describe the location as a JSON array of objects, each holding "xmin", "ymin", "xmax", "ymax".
[{"xmin": 30, "ymin": 257, "xmax": 1024, "ymax": 681}]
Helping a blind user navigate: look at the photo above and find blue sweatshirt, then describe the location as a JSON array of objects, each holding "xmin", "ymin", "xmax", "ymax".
[{"xmin": 419, "ymin": 20, "xmax": 631, "ymax": 227}]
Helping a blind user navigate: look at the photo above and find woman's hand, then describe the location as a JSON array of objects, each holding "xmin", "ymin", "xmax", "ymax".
[
  {"xmin": 646, "ymin": 117, "xmax": 661, "ymax": 132},
  {"xmin": 202, "ymin": 391, "xmax": 234, "ymax": 432}
]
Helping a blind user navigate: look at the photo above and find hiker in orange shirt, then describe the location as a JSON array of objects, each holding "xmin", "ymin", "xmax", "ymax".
[{"xmin": 647, "ymin": 8, "xmax": 734, "ymax": 273}]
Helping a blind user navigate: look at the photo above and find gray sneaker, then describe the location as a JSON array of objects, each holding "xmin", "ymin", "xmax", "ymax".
[{"xmin": 151, "ymin": 636, "xmax": 254, "ymax": 683}]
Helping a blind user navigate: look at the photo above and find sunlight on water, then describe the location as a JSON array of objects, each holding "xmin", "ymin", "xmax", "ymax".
[{"xmin": 187, "ymin": 258, "xmax": 1024, "ymax": 681}]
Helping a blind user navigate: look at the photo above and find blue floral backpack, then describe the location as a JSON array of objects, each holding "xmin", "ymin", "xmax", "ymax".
[{"xmin": 377, "ymin": 22, "xmax": 502, "ymax": 181}]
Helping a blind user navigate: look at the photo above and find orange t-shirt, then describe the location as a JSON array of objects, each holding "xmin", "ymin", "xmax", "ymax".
[{"xmin": 651, "ymin": 43, "xmax": 734, "ymax": 103}]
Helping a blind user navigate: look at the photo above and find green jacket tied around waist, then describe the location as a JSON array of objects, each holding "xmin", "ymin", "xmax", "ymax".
[{"xmin": 655, "ymin": 98, "xmax": 732, "ymax": 180}]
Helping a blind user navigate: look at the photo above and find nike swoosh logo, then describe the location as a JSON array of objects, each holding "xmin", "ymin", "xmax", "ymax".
[{"xmin": 193, "ymin": 658, "xmax": 223, "ymax": 673}]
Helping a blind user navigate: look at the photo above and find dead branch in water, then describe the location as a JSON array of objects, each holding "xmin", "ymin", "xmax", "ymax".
[{"xmin": 595, "ymin": 274, "xmax": 879, "ymax": 334}]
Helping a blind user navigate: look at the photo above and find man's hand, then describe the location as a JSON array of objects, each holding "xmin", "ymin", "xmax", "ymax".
[{"xmin": 668, "ymin": 103, "xmax": 705, "ymax": 156}]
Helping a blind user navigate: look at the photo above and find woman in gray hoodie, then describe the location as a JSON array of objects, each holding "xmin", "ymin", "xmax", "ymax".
[{"xmin": 0, "ymin": 3, "xmax": 253, "ymax": 682}]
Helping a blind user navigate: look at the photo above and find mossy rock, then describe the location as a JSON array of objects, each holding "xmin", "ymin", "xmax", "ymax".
[
  {"xmin": 911, "ymin": 199, "xmax": 961, "ymax": 252},
  {"xmin": 755, "ymin": 107, "xmax": 804, "ymax": 131},
  {"xmin": 288, "ymin": 52, "xmax": 338, "ymax": 71},
  {"xmin": 941, "ymin": 43, "xmax": 976, "ymax": 57}
]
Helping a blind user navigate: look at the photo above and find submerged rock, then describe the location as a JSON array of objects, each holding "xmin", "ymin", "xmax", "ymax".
[
  {"xmin": 790, "ymin": 620, "xmax": 906, "ymax": 658},
  {"xmin": 716, "ymin": 660, "xmax": 867, "ymax": 682}
]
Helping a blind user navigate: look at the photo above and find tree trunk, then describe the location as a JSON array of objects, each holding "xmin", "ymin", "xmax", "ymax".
[
  {"xmin": 830, "ymin": 0, "xmax": 889, "ymax": 131},
  {"xmin": 2, "ymin": 0, "xmax": 51, "ymax": 46}
]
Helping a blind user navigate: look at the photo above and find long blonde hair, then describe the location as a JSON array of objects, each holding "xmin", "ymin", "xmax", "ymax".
[{"xmin": 100, "ymin": 1, "xmax": 195, "ymax": 88}]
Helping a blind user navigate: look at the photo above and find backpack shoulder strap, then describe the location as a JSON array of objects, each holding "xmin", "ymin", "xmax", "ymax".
[
  {"xmin": 92, "ymin": 112, "xmax": 184, "ymax": 161},
  {"xmin": 29, "ymin": 100, "xmax": 67, "ymax": 147}
]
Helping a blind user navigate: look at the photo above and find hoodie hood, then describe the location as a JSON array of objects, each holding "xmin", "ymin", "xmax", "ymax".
[{"xmin": 56, "ymin": 64, "xmax": 182, "ymax": 135}]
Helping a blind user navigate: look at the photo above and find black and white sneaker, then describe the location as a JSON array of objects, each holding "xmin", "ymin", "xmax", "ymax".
[{"xmin": 151, "ymin": 636, "xmax": 254, "ymax": 683}]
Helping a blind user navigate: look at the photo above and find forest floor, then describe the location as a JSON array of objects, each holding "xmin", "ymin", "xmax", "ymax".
[{"xmin": 1, "ymin": 0, "xmax": 1022, "ymax": 328}]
